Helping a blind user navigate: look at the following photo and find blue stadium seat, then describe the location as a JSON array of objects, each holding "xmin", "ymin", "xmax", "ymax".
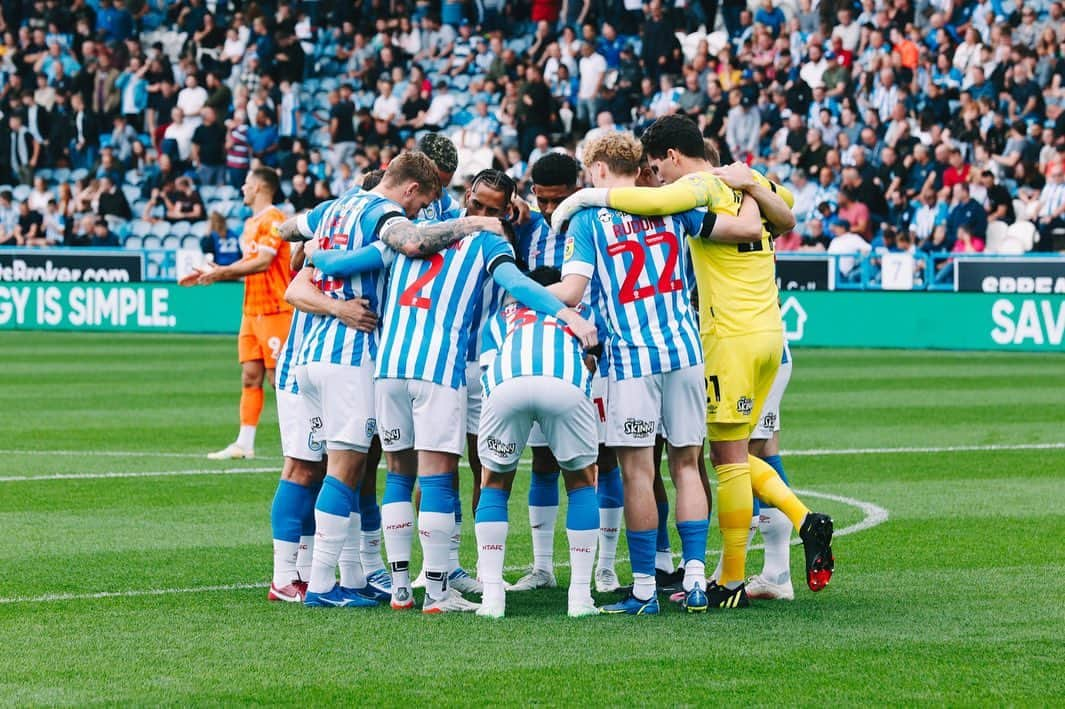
[
  {"xmin": 162, "ymin": 235, "xmax": 181, "ymax": 250},
  {"xmin": 13, "ymin": 185, "xmax": 30, "ymax": 201},
  {"xmin": 171, "ymin": 221, "xmax": 191, "ymax": 237},
  {"xmin": 150, "ymin": 221, "xmax": 171, "ymax": 237},
  {"xmin": 131, "ymin": 220, "xmax": 152, "ymax": 237},
  {"xmin": 191, "ymin": 221, "xmax": 209, "ymax": 237},
  {"xmin": 70, "ymin": 168, "xmax": 89, "ymax": 182},
  {"xmin": 122, "ymin": 185, "xmax": 141, "ymax": 204},
  {"xmin": 124, "ymin": 235, "xmax": 143, "ymax": 250},
  {"xmin": 141, "ymin": 234, "xmax": 162, "ymax": 249},
  {"xmin": 451, "ymin": 110, "xmax": 473, "ymax": 127},
  {"xmin": 54, "ymin": 168, "xmax": 71, "ymax": 183},
  {"xmin": 181, "ymin": 234, "xmax": 201, "ymax": 250}
]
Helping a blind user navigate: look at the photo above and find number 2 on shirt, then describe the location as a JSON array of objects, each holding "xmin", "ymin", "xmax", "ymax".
[
  {"xmin": 607, "ymin": 232, "xmax": 684, "ymax": 304},
  {"xmin": 398, "ymin": 253, "xmax": 445, "ymax": 309}
]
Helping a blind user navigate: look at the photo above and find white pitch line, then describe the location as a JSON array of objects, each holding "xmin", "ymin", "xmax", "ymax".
[
  {"xmin": 3, "ymin": 440, "xmax": 1063, "ymax": 464},
  {"xmin": 781, "ymin": 442, "xmax": 1065, "ymax": 457},
  {"xmin": 0, "ymin": 467, "xmax": 278, "ymax": 482},
  {"xmin": 0, "ymin": 487, "xmax": 888, "ymax": 605}
]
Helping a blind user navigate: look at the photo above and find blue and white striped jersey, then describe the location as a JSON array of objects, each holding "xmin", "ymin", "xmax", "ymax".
[
  {"xmin": 297, "ymin": 190, "xmax": 404, "ymax": 367},
  {"xmin": 375, "ymin": 231, "xmax": 515, "ymax": 389},
  {"xmin": 480, "ymin": 301, "xmax": 604, "ymax": 398},
  {"xmin": 418, "ymin": 189, "xmax": 463, "ymax": 222},
  {"xmin": 276, "ymin": 308, "xmax": 315, "ymax": 394},
  {"xmin": 516, "ymin": 210, "xmax": 566, "ymax": 269},
  {"xmin": 562, "ymin": 206, "xmax": 704, "ymax": 380}
]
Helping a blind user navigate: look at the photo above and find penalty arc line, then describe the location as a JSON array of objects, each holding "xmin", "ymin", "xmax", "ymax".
[{"xmin": 0, "ymin": 488, "xmax": 887, "ymax": 605}]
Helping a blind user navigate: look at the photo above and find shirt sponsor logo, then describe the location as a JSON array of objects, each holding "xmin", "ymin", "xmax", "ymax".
[
  {"xmin": 484, "ymin": 437, "xmax": 517, "ymax": 456},
  {"xmin": 623, "ymin": 418, "xmax": 656, "ymax": 438},
  {"xmin": 737, "ymin": 396, "xmax": 754, "ymax": 416},
  {"xmin": 382, "ymin": 427, "xmax": 402, "ymax": 444},
  {"xmin": 760, "ymin": 411, "xmax": 777, "ymax": 429}
]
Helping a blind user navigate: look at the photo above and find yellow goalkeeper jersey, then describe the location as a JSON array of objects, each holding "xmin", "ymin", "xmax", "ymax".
[{"xmin": 607, "ymin": 170, "xmax": 790, "ymax": 338}]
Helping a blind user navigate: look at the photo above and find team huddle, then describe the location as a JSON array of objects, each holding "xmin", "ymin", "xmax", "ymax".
[{"xmin": 204, "ymin": 117, "xmax": 835, "ymax": 616}]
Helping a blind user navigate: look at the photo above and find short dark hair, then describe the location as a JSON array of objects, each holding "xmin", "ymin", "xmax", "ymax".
[
  {"xmin": 470, "ymin": 168, "xmax": 516, "ymax": 204},
  {"xmin": 639, "ymin": 115, "xmax": 705, "ymax": 160},
  {"xmin": 530, "ymin": 152, "xmax": 580, "ymax": 187},
  {"xmin": 250, "ymin": 167, "xmax": 280, "ymax": 201},
  {"xmin": 361, "ymin": 168, "xmax": 386, "ymax": 190}
]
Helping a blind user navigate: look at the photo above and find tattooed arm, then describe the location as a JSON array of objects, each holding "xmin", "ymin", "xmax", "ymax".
[{"xmin": 378, "ymin": 215, "xmax": 508, "ymax": 257}]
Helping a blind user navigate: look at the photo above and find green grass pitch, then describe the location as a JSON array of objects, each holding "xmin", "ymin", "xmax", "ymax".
[{"xmin": 1, "ymin": 332, "xmax": 1064, "ymax": 705}]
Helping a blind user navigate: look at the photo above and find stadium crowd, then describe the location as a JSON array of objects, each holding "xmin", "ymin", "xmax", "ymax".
[{"xmin": 0, "ymin": 0, "xmax": 1064, "ymax": 265}]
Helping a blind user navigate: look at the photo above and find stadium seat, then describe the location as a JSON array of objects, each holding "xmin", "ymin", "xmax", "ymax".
[
  {"xmin": 200, "ymin": 185, "xmax": 219, "ymax": 201},
  {"xmin": 0, "ymin": 184, "xmax": 12, "ymax": 195},
  {"xmin": 181, "ymin": 234, "xmax": 201, "ymax": 250},
  {"xmin": 125, "ymin": 170, "xmax": 143, "ymax": 185},
  {"xmin": 122, "ymin": 185, "xmax": 141, "ymax": 204},
  {"xmin": 13, "ymin": 185, "xmax": 30, "ymax": 201},
  {"xmin": 54, "ymin": 168, "xmax": 71, "ymax": 182},
  {"xmin": 1005, "ymin": 221, "xmax": 1037, "ymax": 252},
  {"xmin": 150, "ymin": 221, "xmax": 171, "ymax": 237},
  {"xmin": 142, "ymin": 234, "xmax": 162, "ymax": 249},
  {"xmin": 131, "ymin": 220, "xmax": 152, "ymax": 237},
  {"xmin": 124, "ymin": 235, "xmax": 143, "ymax": 250},
  {"xmin": 162, "ymin": 235, "xmax": 182, "ymax": 250},
  {"xmin": 985, "ymin": 220, "xmax": 1009, "ymax": 253},
  {"xmin": 70, "ymin": 168, "xmax": 89, "ymax": 182},
  {"xmin": 191, "ymin": 221, "xmax": 209, "ymax": 237},
  {"xmin": 171, "ymin": 221, "xmax": 191, "ymax": 237}
]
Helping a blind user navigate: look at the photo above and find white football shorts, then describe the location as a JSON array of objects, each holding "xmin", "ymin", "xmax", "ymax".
[
  {"xmin": 375, "ymin": 377, "xmax": 467, "ymax": 455},
  {"xmin": 751, "ymin": 356, "xmax": 792, "ymax": 440},
  {"xmin": 295, "ymin": 362, "xmax": 376, "ymax": 452},
  {"xmin": 607, "ymin": 365, "xmax": 706, "ymax": 448},
  {"xmin": 466, "ymin": 361, "xmax": 483, "ymax": 434},
  {"xmin": 276, "ymin": 388, "xmax": 325, "ymax": 462},
  {"xmin": 478, "ymin": 376, "xmax": 598, "ymax": 473}
]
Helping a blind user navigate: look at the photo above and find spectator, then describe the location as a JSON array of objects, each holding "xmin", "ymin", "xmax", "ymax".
[
  {"xmin": 0, "ymin": 192, "xmax": 19, "ymax": 246},
  {"xmin": 4, "ymin": 113, "xmax": 40, "ymax": 185},
  {"xmin": 246, "ymin": 110, "xmax": 280, "ymax": 168},
  {"xmin": 1035, "ymin": 165, "xmax": 1065, "ymax": 250},
  {"xmin": 27, "ymin": 176, "xmax": 52, "ymax": 214},
  {"xmin": 837, "ymin": 187, "xmax": 871, "ymax": 241},
  {"xmin": 827, "ymin": 218, "xmax": 872, "ymax": 279},
  {"xmin": 576, "ymin": 41, "xmax": 606, "ymax": 130},
  {"xmin": 161, "ymin": 176, "xmax": 205, "ymax": 222},
  {"xmin": 162, "ymin": 108, "xmax": 195, "ymax": 163},
  {"xmin": 287, "ymin": 174, "xmax": 316, "ymax": 212},
  {"xmin": 201, "ymin": 211, "xmax": 242, "ymax": 266},
  {"xmin": 225, "ymin": 112, "xmax": 251, "ymax": 188},
  {"xmin": 419, "ymin": 81, "xmax": 456, "ymax": 131},
  {"xmin": 95, "ymin": 175, "xmax": 132, "ymax": 221},
  {"xmin": 192, "ymin": 107, "xmax": 226, "ymax": 186},
  {"xmin": 328, "ymin": 86, "xmax": 356, "ymax": 172},
  {"xmin": 982, "ymin": 171, "xmax": 1016, "ymax": 224},
  {"xmin": 115, "ymin": 56, "xmax": 148, "ymax": 130},
  {"xmin": 946, "ymin": 182, "xmax": 988, "ymax": 244},
  {"xmin": 726, "ymin": 91, "xmax": 761, "ymax": 162},
  {"xmin": 13, "ymin": 200, "xmax": 44, "ymax": 246},
  {"xmin": 87, "ymin": 218, "xmax": 120, "ymax": 247}
]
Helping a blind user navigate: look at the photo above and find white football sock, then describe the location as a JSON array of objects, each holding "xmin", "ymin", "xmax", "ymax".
[
  {"xmin": 236, "ymin": 425, "xmax": 256, "ymax": 451},
  {"xmin": 308, "ymin": 509, "xmax": 348, "ymax": 594},
  {"xmin": 476, "ymin": 520, "xmax": 507, "ymax": 604},
  {"xmin": 338, "ymin": 511, "xmax": 365, "ymax": 589},
  {"xmin": 632, "ymin": 572, "xmax": 656, "ymax": 602},
  {"xmin": 382, "ymin": 501, "xmax": 414, "ymax": 589},
  {"xmin": 296, "ymin": 535, "xmax": 314, "ymax": 581},
  {"xmin": 596, "ymin": 507, "xmax": 622, "ymax": 571},
  {"xmin": 360, "ymin": 528, "xmax": 385, "ymax": 575},
  {"xmin": 655, "ymin": 549, "xmax": 674, "ymax": 573},
  {"xmin": 448, "ymin": 516, "xmax": 462, "ymax": 572},
  {"xmin": 272, "ymin": 539, "xmax": 299, "ymax": 587},
  {"xmin": 529, "ymin": 505, "xmax": 558, "ymax": 572},
  {"xmin": 759, "ymin": 507, "xmax": 794, "ymax": 584},
  {"xmin": 566, "ymin": 528, "xmax": 597, "ymax": 603},
  {"xmin": 419, "ymin": 510, "xmax": 454, "ymax": 601},
  {"xmin": 683, "ymin": 559, "xmax": 706, "ymax": 592}
]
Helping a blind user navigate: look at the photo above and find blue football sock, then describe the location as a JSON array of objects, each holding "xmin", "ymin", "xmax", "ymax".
[
  {"xmin": 419, "ymin": 474, "xmax": 456, "ymax": 513},
  {"xmin": 360, "ymin": 494, "xmax": 381, "ymax": 532},
  {"xmin": 475, "ymin": 487, "xmax": 510, "ymax": 523},
  {"xmin": 656, "ymin": 500, "xmax": 670, "ymax": 552},
  {"xmin": 596, "ymin": 466, "xmax": 623, "ymax": 509},
  {"xmin": 271, "ymin": 479, "xmax": 311, "ymax": 543},
  {"xmin": 529, "ymin": 470, "xmax": 560, "ymax": 507},
  {"xmin": 627, "ymin": 528, "xmax": 658, "ymax": 600},
  {"xmin": 315, "ymin": 475, "xmax": 355, "ymax": 517},
  {"xmin": 382, "ymin": 471, "xmax": 415, "ymax": 504},
  {"xmin": 676, "ymin": 518, "xmax": 710, "ymax": 566},
  {"xmin": 566, "ymin": 485, "xmax": 598, "ymax": 531}
]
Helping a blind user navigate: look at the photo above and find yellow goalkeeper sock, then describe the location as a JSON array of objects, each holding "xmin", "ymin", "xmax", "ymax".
[
  {"xmin": 715, "ymin": 462, "xmax": 753, "ymax": 587},
  {"xmin": 749, "ymin": 454, "xmax": 809, "ymax": 529}
]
